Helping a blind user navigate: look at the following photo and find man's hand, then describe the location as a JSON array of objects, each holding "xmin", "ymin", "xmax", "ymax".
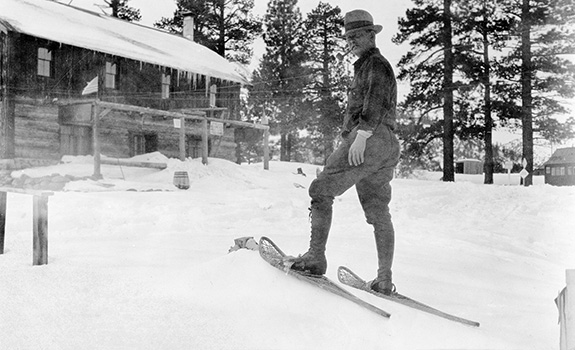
[{"xmin": 348, "ymin": 130, "xmax": 372, "ymax": 166}]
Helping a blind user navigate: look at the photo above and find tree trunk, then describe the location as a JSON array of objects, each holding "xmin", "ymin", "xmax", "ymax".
[
  {"xmin": 521, "ymin": 0, "xmax": 534, "ymax": 186},
  {"xmin": 217, "ymin": 0, "xmax": 226, "ymax": 57},
  {"xmin": 280, "ymin": 133, "xmax": 287, "ymax": 161},
  {"xmin": 109, "ymin": 0, "xmax": 120, "ymax": 17},
  {"xmin": 482, "ymin": 0, "xmax": 494, "ymax": 184},
  {"xmin": 280, "ymin": 133, "xmax": 292, "ymax": 161},
  {"xmin": 442, "ymin": 0, "xmax": 455, "ymax": 182},
  {"xmin": 0, "ymin": 31, "xmax": 15, "ymax": 159},
  {"xmin": 286, "ymin": 133, "xmax": 293, "ymax": 162}
]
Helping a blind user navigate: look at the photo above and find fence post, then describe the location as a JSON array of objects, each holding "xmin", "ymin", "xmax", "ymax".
[
  {"xmin": 202, "ymin": 118, "xmax": 209, "ymax": 165},
  {"xmin": 179, "ymin": 116, "xmax": 186, "ymax": 161},
  {"xmin": 92, "ymin": 100, "xmax": 102, "ymax": 179},
  {"xmin": 32, "ymin": 194, "xmax": 48, "ymax": 266},
  {"xmin": 566, "ymin": 270, "xmax": 575, "ymax": 350}
]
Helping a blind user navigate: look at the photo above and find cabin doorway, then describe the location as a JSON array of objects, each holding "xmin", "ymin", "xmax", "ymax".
[{"xmin": 130, "ymin": 132, "xmax": 158, "ymax": 156}]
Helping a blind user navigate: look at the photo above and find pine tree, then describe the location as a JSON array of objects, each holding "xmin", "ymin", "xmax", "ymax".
[
  {"xmin": 303, "ymin": 2, "xmax": 348, "ymax": 164},
  {"xmin": 252, "ymin": 0, "xmax": 310, "ymax": 161},
  {"xmin": 495, "ymin": 0, "xmax": 575, "ymax": 186},
  {"xmin": 454, "ymin": 0, "xmax": 516, "ymax": 184},
  {"xmin": 155, "ymin": 0, "xmax": 262, "ymax": 64},
  {"xmin": 394, "ymin": 0, "xmax": 463, "ymax": 181}
]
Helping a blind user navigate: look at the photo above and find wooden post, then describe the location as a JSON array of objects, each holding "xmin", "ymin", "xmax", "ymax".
[
  {"xmin": 92, "ymin": 101, "xmax": 102, "ymax": 179},
  {"xmin": 0, "ymin": 31, "xmax": 15, "ymax": 158},
  {"xmin": 179, "ymin": 116, "xmax": 185, "ymax": 161},
  {"xmin": 202, "ymin": 118, "xmax": 209, "ymax": 165},
  {"xmin": 0, "ymin": 191, "xmax": 6, "ymax": 254},
  {"xmin": 262, "ymin": 114, "xmax": 270, "ymax": 170},
  {"xmin": 560, "ymin": 269, "xmax": 575, "ymax": 350},
  {"xmin": 32, "ymin": 194, "xmax": 48, "ymax": 265}
]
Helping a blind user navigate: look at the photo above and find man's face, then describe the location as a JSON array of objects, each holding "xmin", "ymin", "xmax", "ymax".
[{"xmin": 345, "ymin": 30, "xmax": 373, "ymax": 57}]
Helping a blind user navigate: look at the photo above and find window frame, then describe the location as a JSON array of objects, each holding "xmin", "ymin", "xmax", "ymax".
[
  {"xmin": 37, "ymin": 47, "xmax": 53, "ymax": 78},
  {"xmin": 105, "ymin": 61, "xmax": 118, "ymax": 89}
]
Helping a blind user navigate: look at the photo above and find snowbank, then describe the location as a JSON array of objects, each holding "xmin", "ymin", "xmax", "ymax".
[{"xmin": 1, "ymin": 155, "xmax": 573, "ymax": 349}]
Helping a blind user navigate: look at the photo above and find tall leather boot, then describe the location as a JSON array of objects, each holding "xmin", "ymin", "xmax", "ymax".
[
  {"xmin": 370, "ymin": 221, "xmax": 395, "ymax": 295},
  {"xmin": 289, "ymin": 199, "xmax": 332, "ymax": 275}
]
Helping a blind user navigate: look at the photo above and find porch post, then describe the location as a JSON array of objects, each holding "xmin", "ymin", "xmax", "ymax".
[
  {"xmin": 202, "ymin": 118, "xmax": 209, "ymax": 165},
  {"xmin": 92, "ymin": 100, "xmax": 102, "ymax": 179},
  {"xmin": 179, "ymin": 116, "xmax": 186, "ymax": 161},
  {"xmin": 0, "ymin": 31, "xmax": 15, "ymax": 159}
]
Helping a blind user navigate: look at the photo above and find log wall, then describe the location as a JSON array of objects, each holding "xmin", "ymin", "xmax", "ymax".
[{"xmin": 2, "ymin": 31, "xmax": 242, "ymax": 166}]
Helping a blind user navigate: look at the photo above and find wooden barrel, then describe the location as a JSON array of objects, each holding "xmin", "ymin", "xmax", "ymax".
[{"xmin": 173, "ymin": 171, "xmax": 190, "ymax": 190}]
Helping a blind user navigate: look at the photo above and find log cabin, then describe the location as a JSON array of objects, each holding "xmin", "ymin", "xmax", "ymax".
[{"xmin": 0, "ymin": 0, "xmax": 253, "ymax": 170}]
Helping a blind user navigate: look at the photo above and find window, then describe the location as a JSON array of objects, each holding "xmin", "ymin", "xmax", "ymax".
[
  {"xmin": 161, "ymin": 73, "xmax": 171, "ymax": 99},
  {"xmin": 560, "ymin": 167, "xmax": 566, "ymax": 176},
  {"xmin": 546, "ymin": 167, "xmax": 551, "ymax": 174},
  {"xmin": 37, "ymin": 47, "xmax": 52, "ymax": 77},
  {"xmin": 105, "ymin": 61, "xmax": 117, "ymax": 89},
  {"xmin": 568, "ymin": 166, "xmax": 574, "ymax": 176}
]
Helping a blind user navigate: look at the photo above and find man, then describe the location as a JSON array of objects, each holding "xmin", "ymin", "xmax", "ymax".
[{"xmin": 287, "ymin": 9, "xmax": 400, "ymax": 295}]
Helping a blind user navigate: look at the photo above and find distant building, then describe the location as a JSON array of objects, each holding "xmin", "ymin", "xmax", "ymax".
[
  {"xmin": 544, "ymin": 147, "xmax": 575, "ymax": 186},
  {"xmin": 455, "ymin": 159, "xmax": 483, "ymax": 175}
]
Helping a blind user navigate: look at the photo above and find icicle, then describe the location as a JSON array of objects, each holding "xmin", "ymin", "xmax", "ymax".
[
  {"xmin": 140, "ymin": 61, "xmax": 143, "ymax": 71},
  {"xmin": 205, "ymin": 75, "xmax": 210, "ymax": 97}
]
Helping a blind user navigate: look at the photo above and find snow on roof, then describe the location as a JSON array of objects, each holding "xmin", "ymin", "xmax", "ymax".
[
  {"xmin": 0, "ymin": 0, "xmax": 248, "ymax": 84},
  {"xmin": 544, "ymin": 147, "xmax": 575, "ymax": 165}
]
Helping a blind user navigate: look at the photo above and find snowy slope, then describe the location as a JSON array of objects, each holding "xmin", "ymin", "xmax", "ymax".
[{"xmin": 1, "ymin": 155, "xmax": 573, "ymax": 350}]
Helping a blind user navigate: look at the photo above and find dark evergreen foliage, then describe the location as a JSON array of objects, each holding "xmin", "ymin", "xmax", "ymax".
[
  {"xmin": 104, "ymin": 0, "xmax": 141, "ymax": 22},
  {"xmin": 394, "ymin": 0, "xmax": 575, "ymax": 184},
  {"xmin": 249, "ymin": 0, "xmax": 310, "ymax": 161},
  {"xmin": 302, "ymin": 2, "xmax": 349, "ymax": 164},
  {"xmin": 154, "ymin": 0, "xmax": 262, "ymax": 64}
]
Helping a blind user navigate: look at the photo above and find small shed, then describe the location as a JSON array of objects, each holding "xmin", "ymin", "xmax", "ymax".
[
  {"xmin": 544, "ymin": 147, "xmax": 575, "ymax": 186},
  {"xmin": 455, "ymin": 159, "xmax": 484, "ymax": 174}
]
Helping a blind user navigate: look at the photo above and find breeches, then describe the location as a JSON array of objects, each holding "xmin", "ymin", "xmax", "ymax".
[{"xmin": 309, "ymin": 126, "xmax": 400, "ymax": 225}]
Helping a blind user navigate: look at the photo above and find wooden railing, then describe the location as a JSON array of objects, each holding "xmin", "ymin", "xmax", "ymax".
[{"xmin": 56, "ymin": 99, "xmax": 271, "ymax": 177}]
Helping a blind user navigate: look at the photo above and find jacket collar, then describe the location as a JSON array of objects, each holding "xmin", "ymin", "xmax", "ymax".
[{"xmin": 353, "ymin": 47, "xmax": 380, "ymax": 69}]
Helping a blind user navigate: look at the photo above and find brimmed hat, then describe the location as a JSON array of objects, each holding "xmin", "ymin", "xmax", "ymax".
[{"xmin": 343, "ymin": 9, "xmax": 383, "ymax": 36}]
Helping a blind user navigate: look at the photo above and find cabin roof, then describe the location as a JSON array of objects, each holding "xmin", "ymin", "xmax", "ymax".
[
  {"xmin": 544, "ymin": 147, "xmax": 575, "ymax": 165},
  {"xmin": 0, "ymin": 0, "xmax": 248, "ymax": 84}
]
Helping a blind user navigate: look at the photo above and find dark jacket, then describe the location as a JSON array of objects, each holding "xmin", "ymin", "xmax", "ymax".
[{"xmin": 342, "ymin": 47, "xmax": 397, "ymax": 136}]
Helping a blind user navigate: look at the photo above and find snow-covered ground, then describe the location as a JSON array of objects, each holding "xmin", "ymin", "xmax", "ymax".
[{"xmin": 1, "ymin": 153, "xmax": 573, "ymax": 350}]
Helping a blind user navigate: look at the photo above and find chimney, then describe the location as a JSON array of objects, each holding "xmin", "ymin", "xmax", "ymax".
[{"xmin": 182, "ymin": 12, "xmax": 194, "ymax": 41}]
